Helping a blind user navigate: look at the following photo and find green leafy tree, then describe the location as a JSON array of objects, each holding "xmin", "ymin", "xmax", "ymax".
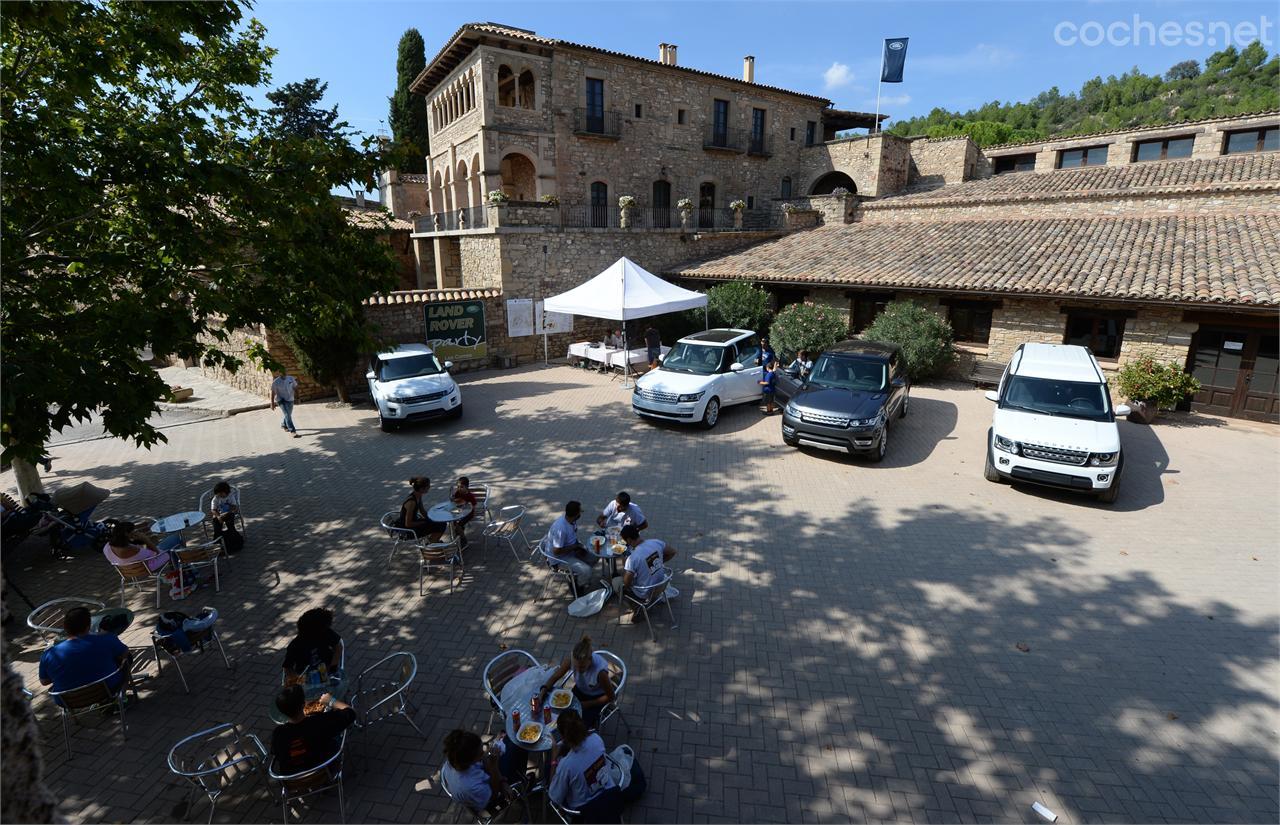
[
  {"xmin": 704, "ymin": 281, "xmax": 772, "ymax": 333},
  {"xmin": 0, "ymin": 1, "xmax": 394, "ymax": 473},
  {"xmin": 769, "ymin": 303, "xmax": 847, "ymax": 360},
  {"xmin": 862, "ymin": 302, "xmax": 954, "ymax": 381},
  {"xmin": 263, "ymin": 78, "xmax": 398, "ymax": 402},
  {"xmin": 389, "ymin": 28, "xmax": 429, "ymax": 173}
]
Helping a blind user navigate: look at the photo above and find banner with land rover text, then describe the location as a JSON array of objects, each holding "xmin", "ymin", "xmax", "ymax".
[{"xmin": 425, "ymin": 300, "xmax": 487, "ymax": 361}]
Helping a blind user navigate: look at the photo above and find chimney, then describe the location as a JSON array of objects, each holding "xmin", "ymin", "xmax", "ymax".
[
  {"xmin": 667, "ymin": 44, "xmax": 677, "ymax": 66},
  {"xmin": 743, "ymin": 55, "xmax": 755, "ymax": 83},
  {"xmin": 659, "ymin": 43, "xmax": 669, "ymax": 64},
  {"xmin": 355, "ymin": 191, "xmax": 366, "ymax": 208}
]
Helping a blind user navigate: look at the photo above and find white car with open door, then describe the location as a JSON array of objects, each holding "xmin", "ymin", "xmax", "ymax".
[
  {"xmin": 367, "ymin": 344, "xmax": 462, "ymax": 432},
  {"xmin": 632, "ymin": 329, "xmax": 795, "ymax": 429}
]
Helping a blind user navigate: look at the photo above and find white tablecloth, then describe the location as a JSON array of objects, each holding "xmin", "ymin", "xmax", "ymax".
[{"xmin": 608, "ymin": 346, "xmax": 669, "ymax": 368}]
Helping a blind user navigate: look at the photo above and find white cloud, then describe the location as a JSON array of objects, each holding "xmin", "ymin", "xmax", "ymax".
[
  {"xmin": 878, "ymin": 93, "xmax": 912, "ymax": 106},
  {"xmin": 823, "ymin": 61, "xmax": 854, "ymax": 90}
]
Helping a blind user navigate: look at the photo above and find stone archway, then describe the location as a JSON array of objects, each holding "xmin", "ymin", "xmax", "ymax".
[
  {"xmin": 498, "ymin": 151, "xmax": 537, "ymax": 201},
  {"xmin": 469, "ymin": 154, "xmax": 482, "ymax": 212},
  {"xmin": 455, "ymin": 159, "xmax": 470, "ymax": 210},
  {"xmin": 430, "ymin": 170, "xmax": 445, "ymax": 215},
  {"xmin": 809, "ymin": 171, "xmax": 858, "ymax": 196}
]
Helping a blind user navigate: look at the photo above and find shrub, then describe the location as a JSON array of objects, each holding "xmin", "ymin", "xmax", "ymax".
[
  {"xmin": 704, "ymin": 281, "xmax": 771, "ymax": 333},
  {"xmin": 540, "ymin": 194, "xmax": 559, "ymax": 206},
  {"xmin": 770, "ymin": 302, "xmax": 847, "ymax": 360},
  {"xmin": 486, "ymin": 190, "xmax": 509, "ymax": 204},
  {"xmin": 862, "ymin": 301, "xmax": 954, "ymax": 380},
  {"xmin": 1116, "ymin": 356, "xmax": 1201, "ymax": 409}
]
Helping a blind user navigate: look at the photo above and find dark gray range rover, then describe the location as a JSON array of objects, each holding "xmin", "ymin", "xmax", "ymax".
[{"xmin": 779, "ymin": 340, "xmax": 910, "ymax": 461}]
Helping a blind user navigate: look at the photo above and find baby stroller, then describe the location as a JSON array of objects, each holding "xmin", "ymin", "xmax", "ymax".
[{"xmin": 17, "ymin": 482, "xmax": 114, "ymax": 556}]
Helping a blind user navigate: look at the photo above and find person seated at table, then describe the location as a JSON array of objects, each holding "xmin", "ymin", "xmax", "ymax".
[
  {"xmin": 271, "ymin": 684, "xmax": 356, "ymax": 774},
  {"xmin": 548, "ymin": 501, "xmax": 597, "ymax": 593},
  {"xmin": 606, "ymin": 329, "xmax": 624, "ymax": 349},
  {"xmin": 538, "ymin": 634, "xmax": 617, "ymax": 730},
  {"xmin": 596, "ymin": 492, "xmax": 647, "ymax": 531},
  {"xmin": 620, "ymin": 525, "xmax": 678, "ymax": 623},
  {"xmin": 548, "ymin": 710, "xmax": 646, "ymax": 823},
  {"xmin": 282, "ymin": 607, "xmax": 344, "ymax": 679},
  {"xmin": 207, "ymin": 480, "xmax": 244, "ymax": 554},
  {"xmin": 441, "ymin": 728, "xmax": 528, "ymax": 813},
  {"xmin": 396, "ymin": 476, "xmax": 445, "ymax": 541},
  {"xmin": 451, "ymin": 476, "xmax": 478, "ymax": 531},
  {"xmin": 102, "ymin": 521, "xmax": 171, "ymax": 573},
  {"xmin": 39, "ymin": 606, "xmax": 132, "ymax": 702},
  {"xmin": 787, "ymin": 349, "xmax": 813, "ymax": 379}
]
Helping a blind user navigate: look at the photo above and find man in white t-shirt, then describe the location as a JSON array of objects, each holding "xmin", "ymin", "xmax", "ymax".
[
  {"xmin": 270, "ymin": 371, "xmax": 300, "ymax": 438},
  {"xmin": 596, "ymin": 492, "xmax": 648, "ymax": 531},
  {"xmin": 620, "ymin": 525, "xmax": 677, "ymax": 621},
  {"xmin": 546, "ymin": 501, "xmax": 596, "ymax": 593}
]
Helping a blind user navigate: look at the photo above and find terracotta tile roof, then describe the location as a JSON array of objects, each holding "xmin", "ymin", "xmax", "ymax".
[
  {"xmin": 982, "ymin": 109, "xmax": 1280, "ymax": 150},
  {"xmin": 671, "ymin": 214, "xmax": 1280, "ymax": 307},
  {"xmin": 364, "ymin": 288, "xmax": 501, "ymax": 306},
  {"xmin": 870, "ymin": 152, "xmax": 1280, "ymax": 208},
  {"xmin": 344, "ymin": 208, "xmax": 413, "ymax": 231},
  {"xmin": 414, "ymin": 22, "xmax": 831, "ymax": 104}
]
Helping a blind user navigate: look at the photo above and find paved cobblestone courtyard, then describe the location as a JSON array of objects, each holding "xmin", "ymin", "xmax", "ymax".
[{"xmin": 5, "ymin": 365, "xmax": 1278, "ymax": 823}]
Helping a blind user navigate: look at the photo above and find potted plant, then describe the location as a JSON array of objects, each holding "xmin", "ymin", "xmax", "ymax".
[
  {"xmin": 1115, "ymin": 356, "xmax": 1201, "ymax": 424},
  {"xmin": 729, "ymin": 199, "xmax": 747, "ymax": 229},
  {"xmin": 830, "ymin": 186, "xmax": 850, "ymax": 198},
  {"xmin": 540, "ymin": 194, "xmax": 560, "ymax": 207},
  {"xmin": 486, "ymin": 190, "xmax": 509, "ymax": 205},
  {"xmin": 617, "ymin": 195, "xmax": 637, "ymax": 228},
  {"xmin": 677, "ymin": 197, "xmax": 694, "ymax": 230}
]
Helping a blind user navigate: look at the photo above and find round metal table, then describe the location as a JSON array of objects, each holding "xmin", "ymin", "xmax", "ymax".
[
  {"xmin": 428, "ymin": 501, "xmax": 472, "ymax": 540},
  {"xmin": 151, "ymin": 511, "xmax": 206, "ymax": 534}
]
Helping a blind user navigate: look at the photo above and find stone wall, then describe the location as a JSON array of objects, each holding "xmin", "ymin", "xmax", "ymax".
[
  {"xmin": 776, "ymin": 194, "xmax": 853, "ymax": 225},
  {"xmin": 908, "ymin": 137, "xmax": 978, "ymax": 188},
  {"xmin": 189, "ymin": 322, "xmax": 274, "ymax": 397},
  {"xmin": 797, "ymin": 133, "xmax": 913, "ymax": 197}
]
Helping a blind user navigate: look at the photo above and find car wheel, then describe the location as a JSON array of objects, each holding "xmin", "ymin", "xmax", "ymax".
[
  {"xmin": 868, "ymin": 423, "xmax": 888, "ymax": 463},
  {"xmin": 899, "ymin": 392, "xmax": 910, "ymax": 418},
  {"xmin": 1096, "ymin": 478, "xmax": 1120, "ymax": 504},
  {"xmin": 984, "ymin": 450, "xmax": 1003, "ymax": 482},
  {"xmin": 783, "ymin": 435, "xmax": 799, "ymax": 448},
  {"xmin": 447, "ymin": 405, "xmax": 463, "ymax": 420},
  {"xmin": 701, "ymin": 397, "xmax": 721, "ymax": 430},
  {"xmin": 379, "ymin": 415, "xmax": 397, "ymax": 433}
]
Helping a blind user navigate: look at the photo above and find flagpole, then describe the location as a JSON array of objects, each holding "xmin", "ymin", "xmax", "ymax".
[{"xmin": 874, "ymin": 41, "xmax": 884, "ymax": 134}]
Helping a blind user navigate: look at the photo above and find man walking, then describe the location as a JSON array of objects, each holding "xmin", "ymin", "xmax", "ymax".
[
  {"xmin": 271, "ymin": 370, "xmax": 300, "ymax": 438},
  {"xmin": 644, "ymin": 325, "xmax": 661, "ymax": 370}
]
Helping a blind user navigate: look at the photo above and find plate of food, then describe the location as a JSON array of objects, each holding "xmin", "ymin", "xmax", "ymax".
[
  {"xmin": 517, "ymin": 722, "xmax": 544, "ymax": 744},
  {"xmin": 549, "ymin": 689, "xmax": 573, "ymax": 710},
  {"xmin": 610, "ymin": 543, "xmax": 627, "ymax": 555}
]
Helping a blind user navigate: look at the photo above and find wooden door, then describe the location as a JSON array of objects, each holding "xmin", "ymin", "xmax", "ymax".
[{"xmin": 1190, "ymin": 328, "xmax": 1280, "ymax": 422}]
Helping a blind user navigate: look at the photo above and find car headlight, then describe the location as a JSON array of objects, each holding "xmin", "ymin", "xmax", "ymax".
[
  {"xmin": 994, "ymin": 434, "xmax": 1019, "ymax": 454},
  {"xmin": 852, "ymin": 411, "xmax": 884, "ymax": 428},
  {"xmin": 1089, "ymin": 452, "xmax": 1118, "ymax": 466},
  {"xmin": 678, "ymin": 392, "xmax": 705, "ymax": 403},
  {"xmin": 784, "ymin": 402, "xmax": 799, "ymax": 417},
  {"xmin": 388, "ymin": 396, "xmax": 408, "ymax": 404}
]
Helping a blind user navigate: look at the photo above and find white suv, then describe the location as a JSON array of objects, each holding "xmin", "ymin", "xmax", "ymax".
[
  {"xmin": 367, "ymin": 344, "xmax": 462, "ymax": 432},
  {"xmin": 632, "ymin": 329, "xmax": 765, "ymax": 429},
  {"xmin": 984, "ymin": 342, "xmax": 1131, "ymax": 503}
]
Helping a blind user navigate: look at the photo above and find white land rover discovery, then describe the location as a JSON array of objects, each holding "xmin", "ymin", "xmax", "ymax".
[{"xmin": 984, "ymin": 342, "xmax": 1131, "ymax": 503}]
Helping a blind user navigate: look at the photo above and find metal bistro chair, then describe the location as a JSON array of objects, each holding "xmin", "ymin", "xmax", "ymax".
[
  {"xmin": 469, "ymin": 482, "xmax": 493, "ymax": 525},
  {"xmin": 380, "ymin": 510, "xmax": 422, "ymax": 566},
  {"xmin": 420, "ymin": 535, "xmax": 463, "ymax": 595},
  {"xmin": 620, "ymin": 568, "xmax": 678, "ymax": 642},
  {"xmin": 536, "ymin": 535, "xmax": 580, "ymax": 601},
  {"xmin": 198, "ymin": 485, "xmax": 246, "ymax": 539},
  {"xmin": 26, "ymin": 596, "xmax": 106, "ymax": 644},
  {"xmin": 268, "ymin": 730, "xmax": 348, "ymax": 824},
  {"xmin": 481, "ymin": 649, "xmax": 539, "ymax": 733},
  {"xmin": 594, "ymin": 650, "xmax": 632, "ymax": 736},
  {"xmin": 111, "ymin": 555, "xmax": 174, "ymax": 608},
  {"xmin": 167, "ymin": 722, "xmax": 268, "ymax": 824},
  {"xmin": 481, "ymin": 505, "xmax": 529, "ymax": 561},
  {"xmin": 153, "ymin": 621, "xmax": 233, "ymax": 694},
  {"xmin": 49, "ymin": 664, "xmax": 136, "ymax": 758},
  {"xmin": 440, "ymin": 757, "xmax": 531, "ymax": 825},
  {"xmin": 349, "ymin": 652, "xmax": 423, "ymax": 736},
  {"xmin": 175, "ymin": 537, "xmax": 229, "ymax": 593}
]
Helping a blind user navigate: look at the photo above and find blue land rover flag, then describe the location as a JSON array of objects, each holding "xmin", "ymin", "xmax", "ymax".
[{"xmin": 881, "ymin": 38, "xmax": 909, "ymax": 83}]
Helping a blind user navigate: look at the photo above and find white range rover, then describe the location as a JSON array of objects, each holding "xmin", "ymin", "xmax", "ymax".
[
  {"xmin": 984, "ymin": 342, "xmax": 1131, "ymax": 503},
  {"xmin": 366, "ymin": 343, "xmax": 462, "ymax": 432},
  {"xmin": 632, "ymin": 329, "xmax": 766, "ymax": 429}
]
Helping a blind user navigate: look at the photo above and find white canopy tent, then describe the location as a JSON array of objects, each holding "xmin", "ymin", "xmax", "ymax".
[{"xmin": 543, "ymin": 257, "xmax": 708, "ymax": 384}]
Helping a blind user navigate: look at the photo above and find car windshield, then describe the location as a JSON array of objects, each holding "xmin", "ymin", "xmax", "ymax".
[
  {"xmin": 661, "ymin": 342, "xmax": 726, "ymax": 375},
  {"xmin": 1002, "ymin": 375, "xmax": 1111, "ymax": 421},
  {"xmin": 379, "ymin": 354, "xmax": 443, "ymax": 381},
  {"xmin": 807, "ymin": 355, "xmax": 887, "ymax": 391}
]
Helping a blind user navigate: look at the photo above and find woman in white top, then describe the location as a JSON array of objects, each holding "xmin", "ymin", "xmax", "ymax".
[
  {"xmin": 539, "ymin": 635, "xmax": 616, "ymax": 730},
  {"xmin": 548, "ymin": 710, "xmax": 646, "ymax": 822},
  {"xmin": 440, "ymin": 729, "xmax": 526, "ymax": 813}
]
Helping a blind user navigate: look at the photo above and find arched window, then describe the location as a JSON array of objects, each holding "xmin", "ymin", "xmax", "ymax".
[
  {"xmin": 590, "ymin": 181, "xmax": 608, "ymax": 227},
  {"xmin": 497, "ymin": 65, "xmax": 515, "ymax": 107},
  {"xmin": 781, "ymin": 177, "xmax": 792, "ymax": 199},
  {"xmin": 518, "ymin": 70, "xmax": 536, "ymax": 109},
  {"xmin": 652, "ymin": 180, "xmax": 672, "ymax": 228}
]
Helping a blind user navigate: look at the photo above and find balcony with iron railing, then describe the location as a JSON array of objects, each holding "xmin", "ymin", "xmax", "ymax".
[
  {"xmin": 703, "ymin": 125, "xmax": 746, "ymax": 153},
  {"xmin": 747, "ymin": 132, "xmax": 772, "ymax": 157},
  {"xmin": 411, "ymin": 202, "xmax": 784, "ymax": 234},
  {"xmin": 573, "ymin": 108, "xmax": 622, "ymax": 139}
]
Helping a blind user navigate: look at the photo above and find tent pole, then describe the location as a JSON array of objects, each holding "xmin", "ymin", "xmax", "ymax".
[{"xmin": 704, "ymin": 305, "xmax": 708, "ymax": 330}]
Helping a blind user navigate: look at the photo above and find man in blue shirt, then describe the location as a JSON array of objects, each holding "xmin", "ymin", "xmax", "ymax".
[
  {"xmin": 546, "ymin": 501, "xmax": 596, "ymax": 593},
  {"xmin": 39, "ymin": 607, "xmax": 131, "ymax": 701},
  {"xmin": 758, "ymin": 337, "xmax": 777, "ymax": 369}
]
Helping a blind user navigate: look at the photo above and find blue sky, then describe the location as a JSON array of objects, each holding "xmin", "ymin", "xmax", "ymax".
[{"xmin": 249, "ymin": 0, "xmax": 1276, "ymax": 136}]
